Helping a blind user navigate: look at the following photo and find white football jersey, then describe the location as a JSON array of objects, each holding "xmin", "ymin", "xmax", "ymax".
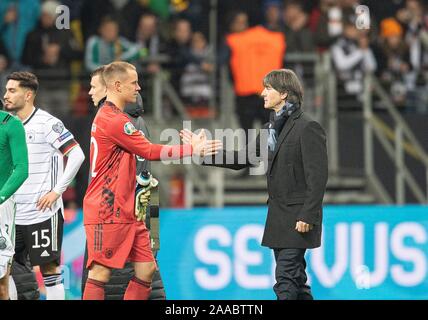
[{"xmin": 14, "ymin": 108, "xmax": 77, "ymax": 225}]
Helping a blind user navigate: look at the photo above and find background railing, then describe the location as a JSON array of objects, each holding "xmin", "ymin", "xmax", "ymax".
[
  {"xmin": 6, "ymin": 51, "xmax": 427, "ymax": 207},
  {"xmin": 363, "ymin": 74, "xmax": 428, "ymax": 204}
]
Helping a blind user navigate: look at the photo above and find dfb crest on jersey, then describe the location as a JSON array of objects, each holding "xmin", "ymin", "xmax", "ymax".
[
  {"xmin": 52, "ymin": 122, "xmax": 64, "ymax": 134},
  {"xmin": 26, "ymin": 129, "xmax": 36, "ymax": 143},
  {"xmin": 124, "ymin": 122, "xmax": 137, "ymax": 135}
]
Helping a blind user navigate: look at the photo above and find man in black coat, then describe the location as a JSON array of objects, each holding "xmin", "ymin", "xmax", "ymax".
[{"xmin": 188, "ymin": 69, "xmax": 328, "ymax": 300}]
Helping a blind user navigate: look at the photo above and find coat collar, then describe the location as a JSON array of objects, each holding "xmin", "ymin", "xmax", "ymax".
[{"xmin": 268, "ymin": 109, "xmax": 303, "ymax": 174}]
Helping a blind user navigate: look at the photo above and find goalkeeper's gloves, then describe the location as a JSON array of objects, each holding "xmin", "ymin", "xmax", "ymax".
[
  {"xmin": 135, "ymin": 189, "xmax": 151, "ymax": 222},
  {"xmin": 135, "ymin": 170, "xmax": 159, "ymax": 222}
]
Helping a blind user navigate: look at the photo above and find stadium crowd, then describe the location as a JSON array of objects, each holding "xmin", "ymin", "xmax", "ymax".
[
  {"xmin": 1, "ymin": 0, "xmax": 428, "ymax": 117},
  {"xmin": 2, "ymin": 0, "xmax": 428, "ymax": 209}
]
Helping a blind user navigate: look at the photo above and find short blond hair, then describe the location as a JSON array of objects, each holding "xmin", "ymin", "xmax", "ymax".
[{"xmin": 103, "ymin": 61, "xmax": 136, "ymax": 85}]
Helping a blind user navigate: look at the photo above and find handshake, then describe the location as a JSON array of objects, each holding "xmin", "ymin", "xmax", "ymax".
[
  {"xmin": 180, "ymin": 128, "xmax": 223, "ymax": 157},
  {"xmin": 135, "ymin": 170, "xmax": 159, "ymax": 222}
]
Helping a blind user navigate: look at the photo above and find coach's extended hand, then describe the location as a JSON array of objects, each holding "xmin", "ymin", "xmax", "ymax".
[{"xmin": 180, "ymin": 129, "xmax": 223, "ymax": 156}]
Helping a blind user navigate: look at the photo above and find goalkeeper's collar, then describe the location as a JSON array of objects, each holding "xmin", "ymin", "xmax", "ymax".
[
  {"xmin": 97, "ymin": 97, "xmax": 106, "ymax": 108},
  {"xmin": 97, "ymin": 94, "xmax": 144, "ymax": 117},
  {"xmin": 125, "ymin": 92, "xmax": 144, "ymax": 117}
]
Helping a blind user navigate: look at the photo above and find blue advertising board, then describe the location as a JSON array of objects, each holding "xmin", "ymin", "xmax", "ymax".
[
  {"xmin": 62, "ymin": 205, "xmax": 428, "ymax": 299},
  {"xmin": 156, "ymin": 206, "xmax": 428, "ymax": 300}
]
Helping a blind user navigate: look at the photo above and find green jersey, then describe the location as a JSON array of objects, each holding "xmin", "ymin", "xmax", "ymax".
[{"xmin": 0, "ymin": 110, "xmax": 29, "ymax": 204}]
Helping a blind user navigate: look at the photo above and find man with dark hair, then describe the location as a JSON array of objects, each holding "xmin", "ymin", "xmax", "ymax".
[
  {"xmin": 281, "ymin": 0, "xmax": 315, "ymax": 53},
  {"xmin": 3, "ymin": 71, "xmax": 85, "ymax": 300},
  {"xmin": 184, "ymin": 68, "xmax": 328, "ymax": 300},
  {"xmin": 81, "ymin": 65, "xmax": 166, "ymax": 300},
  {"xmin": 165, "ymin": 18, "xmax": 193, "ymax": 95}
]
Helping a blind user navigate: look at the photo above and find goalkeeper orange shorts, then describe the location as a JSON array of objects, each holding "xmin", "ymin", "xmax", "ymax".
[{"xmin": 85, "ymin": 222, "xmax": 155, "ymax": 269}]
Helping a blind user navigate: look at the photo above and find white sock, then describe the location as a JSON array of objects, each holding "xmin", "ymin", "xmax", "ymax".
[{"xmin": 43, "ymin": 273, "xmax": 65, "ymax": 300}]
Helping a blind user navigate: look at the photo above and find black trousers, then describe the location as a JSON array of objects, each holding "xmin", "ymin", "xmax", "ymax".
[{"xmin": 273, "ymin": 248, "xmax": 313, "ymax": 300}]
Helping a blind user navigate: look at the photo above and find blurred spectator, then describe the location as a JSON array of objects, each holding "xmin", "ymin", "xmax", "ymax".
[
  {"xmin": 135, "ymin": 13, "xmax": 167, "ymax": 75},
  {"xmin": 225, "ymin": 22, "xmax": 285, "ymax": 133},
  {"xmin": 134, "ymin": 12, "xmax": 167, "ymax": 115},
  {"xmin": 166, "ymin": 18, "xmax": 193, "ymax": 94},
  {"xmin": 85, "ymin": 16, "xmax": 141, "ymax": 71},
  {"xmin": 396, "ymin": 0, "xmax": 423, "ymax": 28},
  {"xmin": 263, "ymin": 0, "xmax": 282, "ymax": 31},
  {"xmin": 0, "ymin": 38, "xmax": 9, "ymax": 98},
  {"xmin": 381, "ymin": 10, "xmax": 428, "ymax": 112},
  {"xmin": 375, "ymin": 18, "xmax": 412, "ymax": 108},
  {"xmin": 290, "ymin": 0, "xmax": 319, "ymax": 13},
  {"xmin": 282, "ymin": 0, "xmax": 315, "ymax": 52},
  {"xmin": 218, "ymin": 11, "xmax": 249, "ymax": 66},
  {"xmin": 394, "ymin": 0, "xmax": 428, "ymax": 112},
  {"xmin": 342, "ymin": 0, "xmax": 381, "ymax": 41},
  {"xmin": 61, "ymin": 0, "xmax": 85, "ymax": 21},
  {"xmin": 80, "ymin": 0, "xmax": 145, "ymax": 42},
  {"xmin": 0, "ymin": 38, "xmax": 9, "ymax": 73},
  {"xmin": 331, "ymin": 20, "xmax": 377, "ymax": 94},
  {"xmin": 340, "ymin": 0, "xmax": 362, "ymax": 22},
  {"xmin": 229, "ymin": 11, "xmax": 250, "ymax": 33},
  {"xmin": 22, "ymin": 1, "xmax": 82, "ymax": 72},
  {"xmin": 218, "ymin": 0, "xmax": 264, "ymax": 38},
  {"xmin": 311, "ymin": 0, "xmax": 378, "ymax": 50},
  {"xmin": 172, "ymin": 0, "xmax": 211, "ymax": 36},
  {"xmin": 180, "ymin": 31, "xmax": 214, "ymax": 107},
  {"xmin": 0, "ymin": 0, "xmax": 41, "ymax": 67},
  {"xmin": 397, "ymin": 0, "xmax": 426, "ymax": 69},
  {"xmin": 22, "ymin": 0, "xmax": 82, "ymax": 116},
  {"xmin": 365, "ymin": 0, "xmax": 406, "ymax": 22},
  {"xmin": 311, "ymin": 0, "xmax": 344, "ymax": 50},
  {"xmin": 147, "ymin": 0, "xmax": 170, "ymax": 20}
]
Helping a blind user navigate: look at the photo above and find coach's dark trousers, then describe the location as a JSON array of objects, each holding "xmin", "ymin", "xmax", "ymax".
[{"xmin": 273, "ymin": 248, "xmax": 313, "ymax": 300}]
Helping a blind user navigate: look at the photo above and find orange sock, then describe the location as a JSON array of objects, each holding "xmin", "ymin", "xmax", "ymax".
[
  {"xmin": 83, "ymin": 278, "xmax": 105, "ymax": 300},
  {"xmin": 124, "ymin": 277, "xmax": 151, "ymax": 300}
]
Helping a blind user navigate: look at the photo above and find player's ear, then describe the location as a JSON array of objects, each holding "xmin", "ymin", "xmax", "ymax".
[
  {"xmin": 114, "ymin": 80, "xmax": 121, "ymax": 92},
  {"xmin": 25, "ymin": 90, "xmax": 34, "ymax": 103}
]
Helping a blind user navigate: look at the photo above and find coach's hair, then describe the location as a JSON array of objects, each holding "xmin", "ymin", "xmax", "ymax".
[
  {"xmin": 7, "ymin": 71, "xmax": 39, "ymax": 93},
  {"xmin": 91, "ymin": 66, "xmax": 106, "ymax": 85},
  {"xmin": 103, "ymin": 61, "xmax": 136, "ymax": 84},
  {"xmin": 263, "ymin": 69, "xmax": 303, "ymax": 105}
]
